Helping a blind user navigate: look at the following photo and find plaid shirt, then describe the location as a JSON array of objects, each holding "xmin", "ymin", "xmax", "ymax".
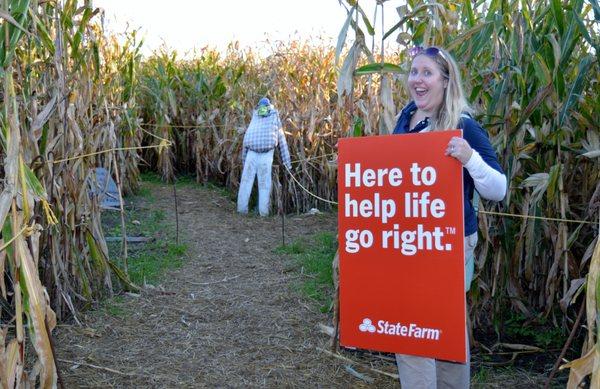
[{"xmin": 242, "ymin": 109, "xmax": 292, "ymax": 169}]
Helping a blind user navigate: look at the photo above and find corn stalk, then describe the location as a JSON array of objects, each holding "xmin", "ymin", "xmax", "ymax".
[{"xmin": 1, "ymin": 0, "xmax": 143, "ymax": 385}]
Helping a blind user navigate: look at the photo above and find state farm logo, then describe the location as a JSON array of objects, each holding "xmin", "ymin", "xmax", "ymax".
[
  {"xmin": 358, "ymin": 318, "xmax": 376, "ymax": 333},
  {"xmin": 358, "ymin": 318, "xmax": 441, "ymax": 341}
]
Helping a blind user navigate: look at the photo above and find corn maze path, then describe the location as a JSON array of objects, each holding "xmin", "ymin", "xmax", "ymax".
[
  {"xmin": 53, "ymin": 181, "xmax": 398, "ymax": 388},
  {"xmin": 52, "ymin": 181, "xmax": 556, "ymax": 388}
]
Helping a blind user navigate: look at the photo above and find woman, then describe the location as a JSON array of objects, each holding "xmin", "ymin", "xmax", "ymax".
[{"xmin": 392, "ymin": 46, "xmax": 506, "ymax": 388}]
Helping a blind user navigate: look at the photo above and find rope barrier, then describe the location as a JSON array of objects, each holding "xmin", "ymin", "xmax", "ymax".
[
  {"xmin": 140, "ymin": 123, "xmax": 235, "ymax": 129},
  {"xmin": 479, "ymin": 210, "xmax": 595, "ymax": 225},
  {"xmin": 113, "ymin": 112, "xmax": 595, "ymax": 226},
  {"xmin": 283, "ymin": 167, "xmax": 595, "ymax": 226},
  {"xmin": 50, "ymin": 143, "xmax": 172, "ymax": 164},
  {"xmin": 42, "ymin": 137, "xmax": 594, "ymax": 226},
  {"xmin": 139, "ymin": 126, "xmax": 174, "ymax": 143},
  {"xmin": 284, "ymin": 166, "xmax": 337, "ymax": 205},
  {"xmin": 289, "ymin": 152, "xmax": 337, "ymax": 166}
]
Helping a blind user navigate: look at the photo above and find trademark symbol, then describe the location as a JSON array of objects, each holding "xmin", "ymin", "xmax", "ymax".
[{"xmin": 445, "ymin": 227, "xmax": 456, "ymax": 234}]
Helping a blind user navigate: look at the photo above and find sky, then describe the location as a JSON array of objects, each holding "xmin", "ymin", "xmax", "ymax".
[{"xmin": 92, "ymin": 0, "xmax": 400, "ymax": 57}]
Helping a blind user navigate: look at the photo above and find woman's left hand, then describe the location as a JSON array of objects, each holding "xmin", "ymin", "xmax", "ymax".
[{"xmin": 445, "ymin": 136, "xmax": 473, "ymax": 165}]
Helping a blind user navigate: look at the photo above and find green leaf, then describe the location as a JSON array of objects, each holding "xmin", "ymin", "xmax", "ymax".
[
  {"xmin": 546, "ymin": 33, "xmax": 561, "ymax": 71},
  {"xmin": 485, "ymin": 0, "xmax": 501, "ymax": 21},
  {"xmin": 520, "ymin": 0, "xmax": 533, "ymax": 29},
  {"xmin": 352, "ymin": 117, "xmax": 363, "ymax": 137},
  {"xmin": 2, "ymin": 219, "xmax": 15, "ymax": 267},
  {"xmin": 447, "ymin": 22, "xmax": 490, "ymax": 52},
  {"xmin": 470, "ymin": 21, "xmax": 494, "ymax": 60},
  {"xmin": 554, "ymin": 69, "xmax": 565, "ymax": 100},
  {"xmin": 469, "ymin": 84, "xmax": 483, "ymax": 104},
  {"xmin": 356, "ymin": 5, "xmax": 375, "ymax": 36},
  {"xmin": 488, "ymin": 77, "xmax": 507, "ymax": 118},
  {"xmin": 354, "ymin": 62, "xmax": 404, "ymax": 75},
  {"xmin": 28, "ymin": 8, "xmax": 54, "ymax": 55},
  {"xmin": 39, "ymin": 124, "xmax": 48, "ymax": 156},
  {"xmin": 559, "ymin": 55, "xmax": 593, "ymax": 126},
  {"xmin": 92, "ymin": 41, "xmax": 100, "ymax": 80},
  {"xmin": 551, "ymin": 0, "xmax": 565, "ymax": 35},
  {"xmin": 86, "ymin": 231, "xmax": 108, "ymax": 273},
  {"xmin": 532, "ymin": 53, "xmax": 551, "ymax": 85},
  {"xmin": 590, "ymin": 0, "xmax": 600, "ymax": 20},
  {"xmin": 22, "ymin": 163, "xmax": 47, "ymax": 199},
  {"xmin": 413, "ymin": 21, "xmax": 428, "ymax": 45},
  {"xmin": 570, "ymin": 7, "xmax": 600, "ymax": 59},
  {"xmin": 76, "ymin": 255, "xmax": 92, "ymax": 300},
  {"xmin": 0, "ymin": 0, "xmax": 31, "ymax": 67},
  {"xmin": 559, "ymin": 11, "xmax": 581, "ymax": 68},
  {"xmin": 463, "ymin": 0, "xmax": 476, "ymax": 27},
  {"xmin": 546, "ymin": 163, "xmax": 561, "ymax": 203}
]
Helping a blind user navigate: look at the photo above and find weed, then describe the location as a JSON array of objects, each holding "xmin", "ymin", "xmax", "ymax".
[
  {"xmin": 471, "ymin": 365, "xmax": 489, "ymax": 384},
  {"xmin": 140, "ymin": 171, "xmax": 163, "ymax": 184},
  {"xmin": 276, "ymin": 240, "xmax": 306, "ymax": 255},
  {"xmin": 137, "ymin": 185, "xmax": 154, "ymax": 200},
  {"xmin": 125, "ymin": 242, "xmax": 186, "ymax": 285},
  {"xmin": 174, "ymin": 174, "xmax": 197, "ymax": 187},
  {"xmin": 101, "ymin": 295, "xmax": 127, "ymax": 317},
  {"xmin": 504, "ymin": 314, "xmax": 565, "ymax": 349},
  {"xmin": 151, "ymin": 209, "xmax": 165, "ymax": 224}
]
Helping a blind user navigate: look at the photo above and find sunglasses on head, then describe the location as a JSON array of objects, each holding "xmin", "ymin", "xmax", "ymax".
[{"xmin": 410, "ymin": 46, "xmax": 447, "ymax": 62}]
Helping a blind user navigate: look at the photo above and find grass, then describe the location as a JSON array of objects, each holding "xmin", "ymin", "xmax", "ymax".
[
  {"xmin": 139, "ymin": 171, "xmax": 163, "ymax": 184},
  {"xmin": 100, "ymin": 295, "xmax": 127, "ymax": 317},
  {"xmin": 140, "ymin": 171, "xmax": 236, "ymax": 203},
  {"xmin": 103, "ymin": 177, "xmax": 188, "ymax": 288},
  {"xmin": 136, "ymin": 184, "xmax": 154, "ymax": 200},
  {"xmin": 140, "ymin": 171, "xmax": 201, "ymax": 188},
  {"xmin": 276, "ymin": 232, "xmax": 337, "ymax": 312},
  {"xmin": 88, "ymin": 174, "xmax": 194, "ymax": 319}
]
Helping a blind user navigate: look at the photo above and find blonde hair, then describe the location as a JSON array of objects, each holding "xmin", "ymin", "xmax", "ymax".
[{"xmin": 412, "ymin": 47, "xmax": 472, "ymax": 131}]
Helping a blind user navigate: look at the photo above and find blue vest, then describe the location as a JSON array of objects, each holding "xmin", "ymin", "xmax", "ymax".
[{"xmin": 392, "ymin": 101, "xmax": 504, "ymax": 236}]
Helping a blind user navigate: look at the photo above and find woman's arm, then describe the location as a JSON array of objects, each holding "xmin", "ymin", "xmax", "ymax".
[
  {"xmin": 462, "ymin": 118, "xmax": 506, "ymax": 201},
  {"xmin": 448, "ymin": 117, "xmax": 507, "ymax": 201},
  {"xmin": 464, "ymin": 150, "xmax": 506, "ymax": 201}
]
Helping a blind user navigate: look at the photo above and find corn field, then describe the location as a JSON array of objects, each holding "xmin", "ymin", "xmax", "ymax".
[
  {"xmin": 0, "ymin": 0, "xmax": 143, "ymax": 386},
  {"xmin": 137, "ymin": 40, "xmax": 350, "ymax": 214},
  {"xmin": 136, "ymin": 0, "xmax": 599, "ymax": 385},
  {"xmin": 0, "ymin": 0, "xmax": 598, "ymax": 386}
]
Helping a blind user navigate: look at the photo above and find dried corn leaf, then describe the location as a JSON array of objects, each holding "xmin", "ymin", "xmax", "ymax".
[
  {"xmin": 562, "ymin": 345, "xmax": 599, "ymax": 389},
  {"xmin": 3, "ymin": 339, "xmax": 20, "ymax": 389},
  {"xmin": 31, "ymin": 93, "xmax": 58, "ymax": 140},
  {"xmin": 586, "ymin": 237, "xmax": 600, "ymax": 347},
  {"xmin": 16, "ymin": 235, "xmax": 57, "ymax": 388}
]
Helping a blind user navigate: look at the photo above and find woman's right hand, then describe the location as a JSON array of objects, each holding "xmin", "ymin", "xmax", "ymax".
[{"xmin": 445, "ymin": 136, "xmax": 473, "ymax": 165}]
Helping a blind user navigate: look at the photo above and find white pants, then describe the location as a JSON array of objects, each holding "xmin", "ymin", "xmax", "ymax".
[
  {"xmin": 395, "ymin": 233, "xmax": 478, "ymax": 389},
  {"xmin": 237, "ymin": 149, "xmax": 274, "ymax": 216}
]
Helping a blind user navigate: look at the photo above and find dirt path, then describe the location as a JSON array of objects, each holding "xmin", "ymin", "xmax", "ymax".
[{"xmin": 54, "ymin": 182, "xmax": 398, "ymax": 388}]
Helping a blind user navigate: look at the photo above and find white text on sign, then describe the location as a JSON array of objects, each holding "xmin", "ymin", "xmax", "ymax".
[{"xmin": 343, "ymin": 162, "xmax": 455, "ymax": 255}]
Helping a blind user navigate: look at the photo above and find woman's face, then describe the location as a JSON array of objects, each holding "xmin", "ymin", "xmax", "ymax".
[{"xmin": 407, "ymin": 55, "xmax": 447, "ymax": 114}]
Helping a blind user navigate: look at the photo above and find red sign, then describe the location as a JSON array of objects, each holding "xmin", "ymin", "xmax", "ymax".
[{"xmin": 338, "ymin": 131, "xmax": 466, "ymax": 363}]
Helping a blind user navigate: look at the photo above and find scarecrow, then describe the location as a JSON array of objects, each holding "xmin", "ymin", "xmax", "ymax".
[{"xmin": 237, "ymin": 98, "xmax": 291, "ymax": 216}]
